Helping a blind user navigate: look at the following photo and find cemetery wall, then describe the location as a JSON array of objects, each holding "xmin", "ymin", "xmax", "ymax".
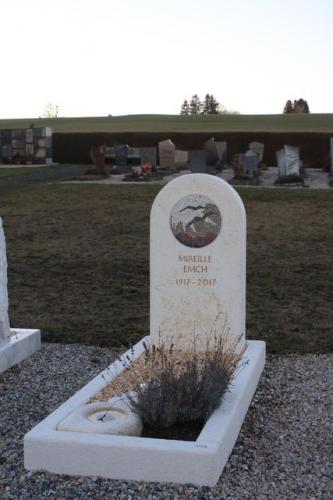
[{"xmin": 52, "ymin": 132, "xmax": 331, "ymax": 167}]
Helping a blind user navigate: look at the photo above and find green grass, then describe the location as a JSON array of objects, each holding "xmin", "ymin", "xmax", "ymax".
[
  {"xmin": 0, "ymin": 113, "xmax": 333, "ymax": 134},
  {"xmin": 0, "ymin": 184, "xmax": 332, "ymax": 354}
]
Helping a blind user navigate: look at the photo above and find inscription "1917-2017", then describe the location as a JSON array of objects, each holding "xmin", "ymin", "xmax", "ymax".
[{"xmin": 176, "ymin": 254, "xmax": 216, "ymax": 286}]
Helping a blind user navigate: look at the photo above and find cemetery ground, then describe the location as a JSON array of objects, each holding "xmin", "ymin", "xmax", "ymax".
[
  {"xmin": 0, "ymin": 182, "xmax": 332, "ymax": 354},
  {"xmin": 0, "ymin": 179, "xmax": 332, "ymax": 498}
]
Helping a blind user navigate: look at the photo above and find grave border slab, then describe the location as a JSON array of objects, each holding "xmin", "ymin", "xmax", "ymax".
[
  {"xmin": 0, "ymin": 328, "xmax": 41, "ymax": 374},
  {"xmin": 24, "ymin": 338, "xmax": 265, "ymax": 486}
]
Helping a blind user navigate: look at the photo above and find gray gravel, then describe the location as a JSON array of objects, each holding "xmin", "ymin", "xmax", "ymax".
[{"xmin": 0, "ymin": 344, "xmax": 332, "ymax": 499}]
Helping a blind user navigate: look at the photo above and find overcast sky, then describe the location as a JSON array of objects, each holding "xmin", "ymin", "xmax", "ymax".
[{"xmin": 1, "ymin": 0, "xmax": 332, "ymax": 118}]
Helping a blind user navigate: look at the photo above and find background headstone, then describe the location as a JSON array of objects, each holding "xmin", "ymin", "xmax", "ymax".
[
  {"xmin": 140, "ymin": 147, "xmax": 157, "ymax": 167},
  {"xmin": 249, "ymin": 141, "xmax": 264, "ymax": 163},
  {"xmin": 284, "ymin": 145, "xmax": 300, "ymax": 176},
  {"xmin": 188, "ymin": 150, "xmax": 207, "ymax": 173},
  {"xmin": 276, "ymin": 149, "xmax": 286, "ymax": 176},
  {"xmin": 243, "ymin": 150, "xmax": 259, "ymax": 178},
  {"xmin": 0, "ymin": 218, "xmax": 11, "ymax": 340},
  {"xmin": 115, "ymin": 145, "xmax": 129, "ymax": 166},
  {"xmin": 204, "ymin": 137, "xmax": 219, "ymax": 166},
  {"xmin": 174, "ymin": 150, "xmax": 188, "ymax": 164},
  {"xmin": 215, "ymin": 141, "xmax": 227, "ymax": 169},
  {"xmin": 158, "ymin": 139, "xmax": 176, "ymax": 167},
  {"xmin": 231, "ymin": 153, "xmax": 244, "ymax": 177},
  {"xmin": 150, "ymin": 174, "xmax": 246, "ymax": 352},
  {"xmin": 330, "ymin": 137, "xmax": 333, "ymax": 175}
]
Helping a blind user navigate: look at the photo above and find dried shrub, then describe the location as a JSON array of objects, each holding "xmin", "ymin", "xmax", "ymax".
[{"xmin": 122, "ymin": 331, "xmax": 245, "ymax": 429}]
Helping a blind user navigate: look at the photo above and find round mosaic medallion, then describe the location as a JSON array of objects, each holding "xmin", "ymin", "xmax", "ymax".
[{"xmin": 170, "ymin": 194, "xmax": 222, "ymax": 248}]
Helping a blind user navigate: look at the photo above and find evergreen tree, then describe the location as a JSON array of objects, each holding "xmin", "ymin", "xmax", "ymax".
[
  {"xmin": 180, "ymin": 100, "xmax": 190, "ymax": 115},
  {"xmin": 208, "ymin": 94, "xmax": 219, "ymax": 114},
  {"xmin": 303, "ymin": 100, "xmax": 310, "ymax": 113},
  {"xmin": 189, "ymin": 94, "xmax": 202, "ymax": 115},
  {"xmin": 283, "ymin": 100, "xmax": 294, "ymax": 114},
  {"xmin": 202, "ymin": 94, "xmax": 210, "ymax": 115}
]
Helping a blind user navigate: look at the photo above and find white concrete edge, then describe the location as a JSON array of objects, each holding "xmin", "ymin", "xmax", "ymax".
[{"xmin": 0, "ymin": 328, "xmax": 41, "ymax": 374}]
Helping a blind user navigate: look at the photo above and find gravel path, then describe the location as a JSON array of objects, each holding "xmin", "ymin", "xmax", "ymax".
[{"xmin": 0, "ymin": 344, "xmax": 331, "ymax": 499}]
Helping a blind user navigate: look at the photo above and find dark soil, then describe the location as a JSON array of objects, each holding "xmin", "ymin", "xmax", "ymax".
[{"xmin": 141, "ymin": 420, "xmax": 204, "ymax": 441}]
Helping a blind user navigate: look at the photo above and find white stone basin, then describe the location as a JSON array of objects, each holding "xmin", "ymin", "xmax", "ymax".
[{"xmin": 57, "ymin": 400, "xmax": 142, "ymax": 437}]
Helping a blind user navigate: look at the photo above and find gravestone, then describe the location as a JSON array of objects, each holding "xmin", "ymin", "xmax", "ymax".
[
  {"xmin": 215, "ymin": 141, "xmax": 227, "ymax": 169},
  {"xmin": 0, "ymin": 217, "xmax": 41, "ymax": 373},
  {"xmin": 150, "ymin": 174, "xmax": 246, "ymax": 352},
  {"xmin": 0, "ymin": 219, "xmax": 10, "ymax": 340},
  {"xmin": 276, "ymin": 148, "xmax": 286, "ymax": 176},
  {"xmin": 330, "ymin": 137, "xmax": 333, "ymax": 175},
  {"xmin": 284, "ymin": 145, "xmax": 300, "ymax": 176},
  {"xmin": 174, "ymin": 150, "xmax": 188, "ymax": 164},
  {"xmin": 188, "ymin": 150, "xmax": 207, "ymax": 173},
  {"xmin": 204, "ymin": 137, "xmax": 219, "ymax": 166},
  {"xmin": 231, "ymin": 153, "xmax": 244, "ymax": 177},
  {"xmin": 115, "ymin": 144, "xmax": 129, "ymax": 166},
  {"xmin": 158, "ymin": 139, "xmax": 176, "ymax": 167},
  {"xmin": 140, "ymin": 147, "xmax": 157, "ymax": 167},
  {"xmin": 243, "ymin": 150, "xmax": 259, "ymax": 178},
  {"xmin": 249, "ymin": 141, "xmax": 264, "ymax": 163}
]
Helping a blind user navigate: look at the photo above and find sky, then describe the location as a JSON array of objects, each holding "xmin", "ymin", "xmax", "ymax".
[{"xmin": 1, "ymin": 0, "xmax": 332, "ymax": 118}]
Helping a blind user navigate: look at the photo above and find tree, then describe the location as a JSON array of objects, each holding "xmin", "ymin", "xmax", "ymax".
[
  {"xmin": 180, "ymin": 100, "xmax": 190, "ymax": 115},
  {"xmin": 189, "ymin": 94, "xmax": 202, "ymax": 115},
  {"xmin": 283, "ymin": 100, "xmax": 293, "ymax": 114},
  {"xmin": 180, "ymin": 94, "xmax": 240, "ymax": 115},
  {"xmin": 201, "ymin": 94, "xmax": 219, "ymax": 115},
  {"xmin": 208, "ymin": 94, "xmax": 219, "ymax": 114},
  {"xmin": 283, "ymin": 98, "xmax": 310, "ymax": 114},
  {"xmin": 40, "ymin": 103, "xmax": 59, "ymax": 118}
]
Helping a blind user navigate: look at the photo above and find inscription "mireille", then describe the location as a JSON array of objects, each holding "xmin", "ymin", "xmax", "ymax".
[{"xmin": 178, "ymin": 254, "xmax": 212, "ymax": 263}]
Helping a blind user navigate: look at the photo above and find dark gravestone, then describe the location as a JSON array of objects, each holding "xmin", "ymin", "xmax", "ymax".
[
  {"xmin": 243, "ymin": 150, "xmax": 259, "ymax": 178},
  {"xmin": 140, "ymin": 147, "xmax": 157, "ymax": 167},
  {"xmin": 215, "ymin": 141, "xmax": 227, "ymax": 169},
  {"xmin": 189, "ymin": 150, "xmax": 207, "ymax": 173},
  {"xmin": 26, "ymin": 128, "xmax": 34, "ymax": 143},
  {"xmin": 231, "ymin": 154, "xmax": 244, "ymax": 178},
  {"xmin": 330, "ymin": 138, "xmax": 333, "ymax": 176},
  {"xmin": 115, "ymin": 145, "xmax": 129, "ymax": 166}
]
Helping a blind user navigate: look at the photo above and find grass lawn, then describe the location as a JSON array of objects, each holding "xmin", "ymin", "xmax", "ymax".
[
  {"xmin": 1, "ymin": 113, "xmax": 333, "ymax": 134},
  {"xmin": 0, "ymin": 183, "xmax": 332, "ymax": 353}
]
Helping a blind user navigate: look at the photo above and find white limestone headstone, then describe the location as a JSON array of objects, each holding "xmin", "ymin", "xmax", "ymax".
[
  {"xmin": 276, "ymin": 149, "xmax": 286, "ymax": 176},
  {"xmin": 150, "ymin": 174, "xmax": 246, "ymax": 352},
  {"xmin": 284, "ymin": 145, "xmax": 300, "ymax": 176},
  {"xmin": 249, "ymin": 141, "xmax": 264, "ymax": 163},
  {"xmin": 0, "ymin": 217, "xmax": 11, "ymax": 340}
]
